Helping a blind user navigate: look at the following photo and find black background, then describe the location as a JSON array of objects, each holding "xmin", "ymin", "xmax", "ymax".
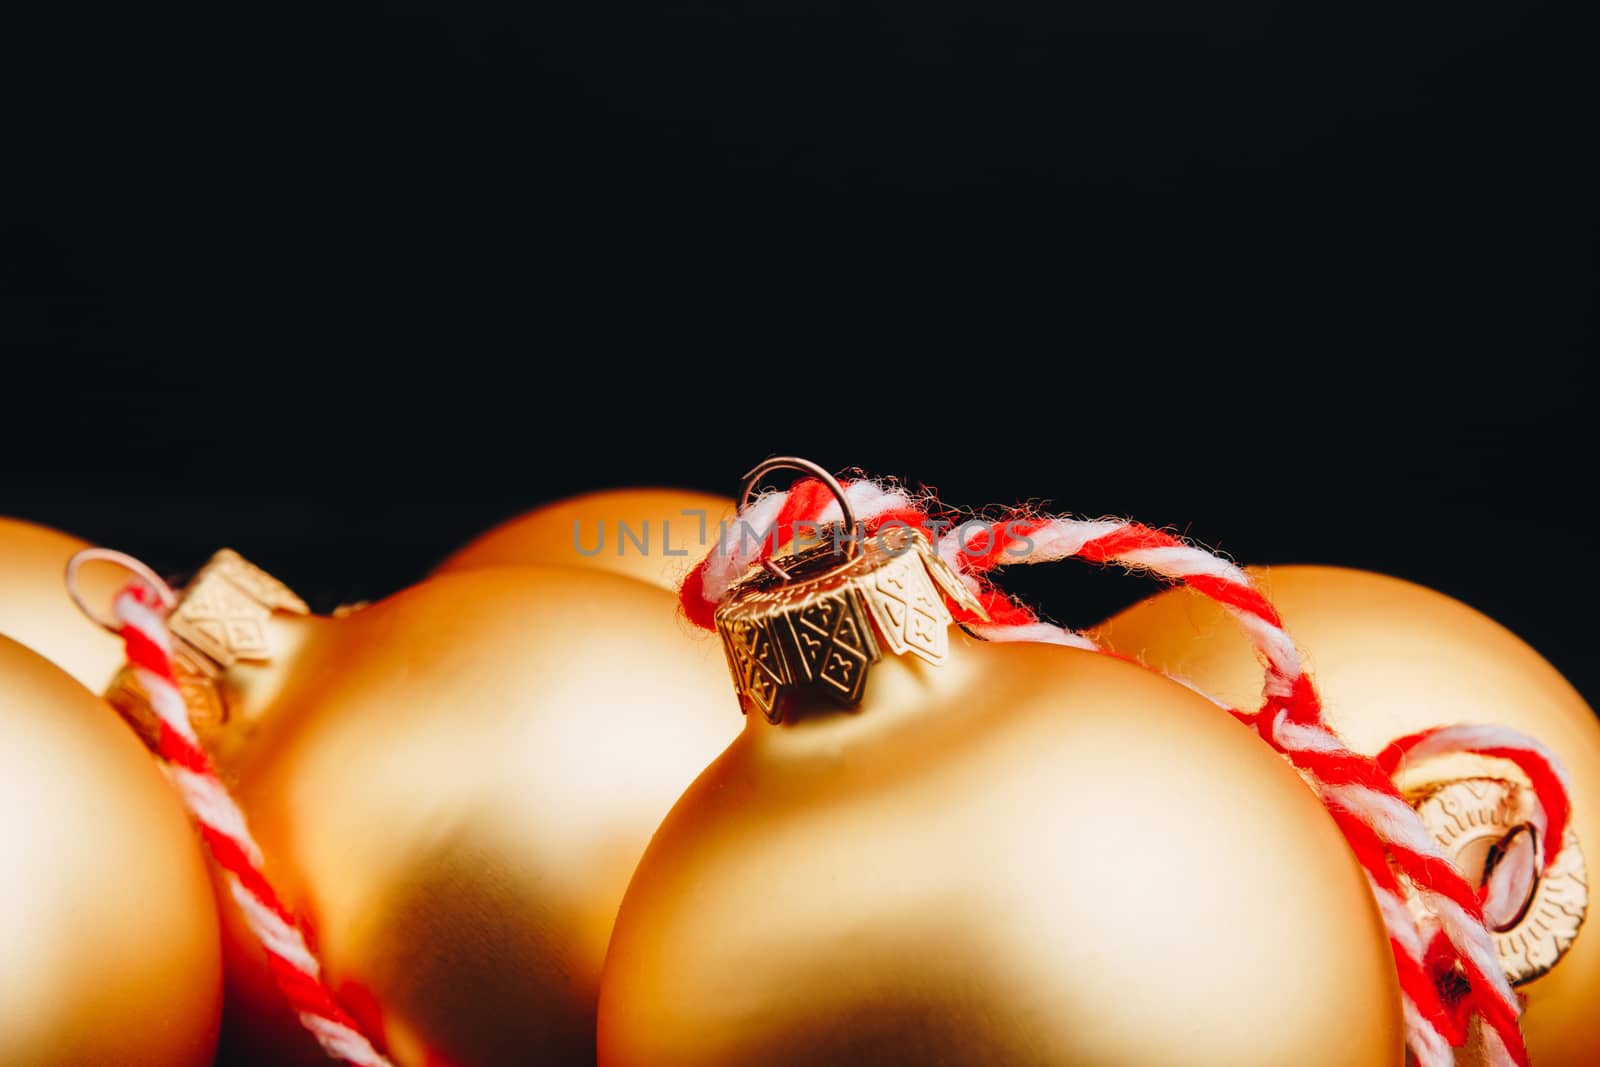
[{"xmin": 4, "ymin": 9, "xmax": 1595, "ymax": 697}]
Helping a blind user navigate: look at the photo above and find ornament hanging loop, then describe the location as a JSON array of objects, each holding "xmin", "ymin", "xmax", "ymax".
[
  {"xmin": 64, "ymin": 548, "xmax": 178, "ymax": 634},
  {"xmin": 738, "ymin": 456, "xmax": 859, "ymax": 582}
]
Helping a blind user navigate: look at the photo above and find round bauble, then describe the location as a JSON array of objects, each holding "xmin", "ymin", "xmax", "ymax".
[
  {"xmin": 598, "ymin": 637, "xmax": 1404, "ymax": 1066},
  {"xmin": 435, "ymin": 488, "xmax": 736, "ymax": 592},
  {"xmin": 0, "ymin": 517, "xmax": 125, "ymax": 690},
  {"xmin": 121, "ymin": 556, "xmax": 738, "ymax": 1067},
  {"xmin": 0, "ymin": 635, "xmax": 222, "ymax": 1066},
  {"xmin": 1094, "ymin": 565, "xmax": 1600, "ymax": 1067}
]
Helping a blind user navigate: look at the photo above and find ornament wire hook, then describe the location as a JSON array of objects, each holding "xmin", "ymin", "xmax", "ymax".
[
  {"xmin": 738, "ymin": 456, "xmax": 859, "ymax": 582},
  {"xmin": 64, "ymin": 548, "xmax": 179, "ymax": 635}
]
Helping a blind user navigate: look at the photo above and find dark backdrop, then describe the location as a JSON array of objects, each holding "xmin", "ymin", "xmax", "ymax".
[{"xmin": 4, "ymin": 9, "xmax": 1595, "ymax": 697}]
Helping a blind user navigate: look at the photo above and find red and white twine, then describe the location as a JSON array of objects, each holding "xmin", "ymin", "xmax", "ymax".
[
  {"xmin": 83, "ymin": 474, "xmax": 1573, "ymax": 1067},
  {"xmin": 680, "ymin": 474, "xmax": 1576, "ymax": 1067},
  {"xmin": 112, "ymin": 583, "xmax": 393, "ymax": 1067}
]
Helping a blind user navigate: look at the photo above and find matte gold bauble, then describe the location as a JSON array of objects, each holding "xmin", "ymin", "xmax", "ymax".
[
  {"xmin": 0, "ymin": 635, "xmax": 222, "ymax": 1067},
  {"xmin": 0, "ymin": 517, "xmax": 125, "ymax": 690},
  {"xmin": 435, "ymin": 488, "xmax": 736, "ymax": 592},
  {"xmin": 597, "ymin": 639, "xmax": 1405, "ymax": 1066},
  {"xmin": 114, "ymin": 557, "xmax": 737, "ymax": 1067},
  {"xmin": 1094, "ymin": 565, "xmax": 1600, "ymax": 1067}
]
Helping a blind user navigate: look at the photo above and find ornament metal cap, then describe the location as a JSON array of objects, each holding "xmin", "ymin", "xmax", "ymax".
[
  {"xmin": 713, "ymin": 457, "xmax": 987, "ymax": 724},
  {"xmin": 1408, "ymin": 773, "xmax": 1588, "ymax": 985},
  {"xmin": 76, "ymin": 548, "xmax": 309, "ymax": 750}
]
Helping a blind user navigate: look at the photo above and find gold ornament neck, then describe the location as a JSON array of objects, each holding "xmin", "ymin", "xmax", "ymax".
[
  {"xmin": 714, "ymin": 526, "xmax": 987, "ymax": 724},
  {"xmin": 107, "ymin": 549, "xmax": 321, "ymax": 761}
]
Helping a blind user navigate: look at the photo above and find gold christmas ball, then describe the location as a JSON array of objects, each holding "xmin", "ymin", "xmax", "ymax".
[
  {"xmin": 0, "ymin": 635, "xmax": 222, "ymax": 1067},
  {"xmin": 1094, "ymin": 565, "xmax": 1600, "ymax": 1067},
  {"xmin": 597, "ymin": 638, "xmax": 1405, "ymax": 1066},
  {"xmin": 137, "ymin": 559, "xmax": 738, "ymax": 1067},
  {"xmin": 0, "ymin": 517, "xmax": 125, "ymax": 691},
  {"xmin": 435, "ymin": 488, "xmax": 736, "ymax": 592}
]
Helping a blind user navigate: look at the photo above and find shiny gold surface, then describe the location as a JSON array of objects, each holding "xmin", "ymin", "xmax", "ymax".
[
  {"xmin": 1095, "ymin": 565, "xmax": 1600, "ymax": 1067},
  {"xmin": 435, "ymin": 488, "xmax": 737, "ymax": 592},
  {"xmin": 0, "ymin": 517, "xmax": 125, "ymax": 691},
  {"xmin": 0, "ymin": 636, "xmax": 222, "ymax": 1067},
  {"xmin": 598, "ymin": 637, "xmax": 1404, "ymax": 1066},
  {"xmin": 161, "ymin": 565, "xmax": 737, "ymax": 1067}
]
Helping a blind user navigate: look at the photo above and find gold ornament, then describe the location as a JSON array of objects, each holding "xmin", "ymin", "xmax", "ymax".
[
  {"xmin": 107, "ymin": 551, "xmax": 738, "ymax": 1067},
  {"xmin": 435, "ymin": 488, "xmax": 737, "ymax": 592},
  {"xmin": 0, "ymin": 635, "xmax": 222, "ymax": 1067},
  {"xmin": 0, "ymin": 517, "xmax": 125, "ymax": 691},
  {"xmin": 595, "ymin": 472, "xmax": 1404, "ymax": 1067},
  {"xmin": 1094, "ymin": 565, "xmax": 1600, "ymax": 1067}
]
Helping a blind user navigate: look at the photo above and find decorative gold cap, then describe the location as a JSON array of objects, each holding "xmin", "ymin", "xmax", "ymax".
[
  {"xmin": 107, "ymin": 550, "xmax": 308, "ymax": 748},
  {"xmin": 713, "ymin": 457, "xmax": 986, "ymax": 724},
  {"xmin": 716, "ymin": 526, "xmax": 985, "ymax": 723},
  {"xmin": 163, "ymin": 549, "xmax": 308, "ymax": 666},
  {"xmin": 1409, "ymin": 775, "xmax": 1588, "ymax": 985}
]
